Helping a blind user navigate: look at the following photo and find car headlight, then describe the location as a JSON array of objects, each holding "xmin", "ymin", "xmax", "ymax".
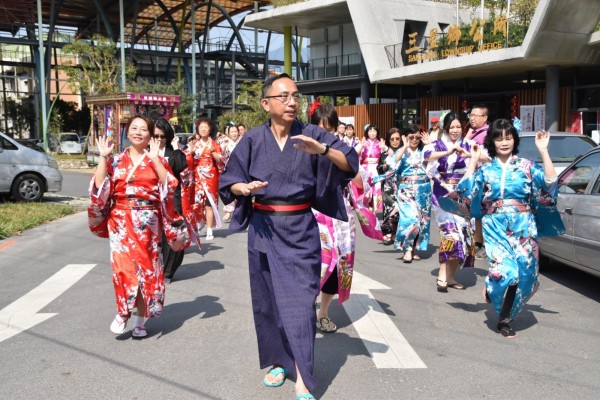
[{"xmin": 47, "ymin": 156, "xmax": 59, "ymax": 169}]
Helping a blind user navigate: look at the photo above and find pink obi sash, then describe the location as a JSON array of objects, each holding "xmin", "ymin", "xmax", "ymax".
[{"xmin": 484, "ymin": 199, "xmax": 531, "ymax": 215}]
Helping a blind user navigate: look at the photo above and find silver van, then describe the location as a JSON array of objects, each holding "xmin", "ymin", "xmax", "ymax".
[{"xmin": 0, "ymin": 132, "xmax": 63, "ymax": 201}]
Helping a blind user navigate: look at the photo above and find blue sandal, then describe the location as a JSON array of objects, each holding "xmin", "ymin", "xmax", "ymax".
[
  {"xmin": 262, "ymin": 367, "xmax": 288, "ymax": 387},
  {"xmin": 296, "ymin": 394, "xmax": 316, "ymax": 400}
]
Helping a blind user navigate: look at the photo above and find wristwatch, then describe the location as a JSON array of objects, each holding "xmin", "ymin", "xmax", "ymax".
[{"xmin": 319, "ymin": 143, "xmax": 330, "ymax": 156}]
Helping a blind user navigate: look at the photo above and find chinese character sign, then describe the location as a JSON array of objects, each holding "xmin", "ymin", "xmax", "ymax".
[
  {"xmin": 470, "ymin": 18, "xmax": 485, "ymax": 42},
  {"xmin": 493, "ymin": 15, "xmax": 508, "ymax": 37},
  {"xmin": 428, "ymin": 28, "xmax": 439, "ymax": 50},
  {"xmin": 406, "ymin": 32, "xmax": 420, "ymax": 54},
  {"xmin": 447, "ymin": 25, "xmax": 461, "ymax": 46}
]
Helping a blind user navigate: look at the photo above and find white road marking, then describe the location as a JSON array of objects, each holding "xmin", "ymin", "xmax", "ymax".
[
  {"xmin": 0, "ymin": 264, "xmax": 96, "ymax": 343},
  {"xmin": 343, "ymin": 271, "xmax": 427, "ymax": 369}
]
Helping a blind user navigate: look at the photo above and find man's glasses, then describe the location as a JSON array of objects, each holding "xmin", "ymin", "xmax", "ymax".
[
  {"xmin": 468, "ymin": 114, "xmax": 485, "ymax": 118},
  {"xmin": 264, "ymin": 93, "xmax": 301, "ymax": 104}
]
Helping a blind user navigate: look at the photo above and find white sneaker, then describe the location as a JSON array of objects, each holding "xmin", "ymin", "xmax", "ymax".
[{"xmin": 110, "ymin": 314, "xmax": 128, "ymax": 334}]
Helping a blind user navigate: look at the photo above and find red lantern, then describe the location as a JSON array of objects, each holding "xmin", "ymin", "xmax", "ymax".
[
  {"xmin": 462, "ymin": 99, "xmax": 469, "ymax": 113},
  {"xmin": 510, "ymin": 96, "xmax": 519, "ymax": 118}
]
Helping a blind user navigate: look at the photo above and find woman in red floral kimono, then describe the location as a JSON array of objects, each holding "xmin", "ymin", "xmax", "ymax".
[
  {"xmin": 88, "ymin": 115, "xmax": 189, "ymax": 339},
  {"xmin": 183, "ymin": 117, "xmax": 223, "ymax": 241}
]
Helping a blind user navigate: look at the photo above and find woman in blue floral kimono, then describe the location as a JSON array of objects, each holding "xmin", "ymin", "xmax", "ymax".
[
  {"xmin": 456, "ymin": 119, "xmax": 564, "ymax": 338},
  {"xmin": 392, "ymin": 124, "xmax": 432, "ymax": 263},
  {"xmin": 424, "ymin": 112, "xmax": 478, "ymax": 292}
]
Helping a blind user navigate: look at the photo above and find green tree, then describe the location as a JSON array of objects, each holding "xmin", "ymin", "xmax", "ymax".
[
  {"xmin": 217, "ymin": 80, "xmax": 269, "ymax": 131},
  {"xmin": 6, "ymin": 98, "xmax": 35, "ymax": 138},
  {"xmin": 272, "ymin": 0, "xmax": 306, "ymax": 7},
  {"xmin": 217, "ymin": 80, "xmax": 310, "ymax": 130},
  {"xmin": 461, "ymin": 0, "xmax": 539, "ymax": 25},
  {"xmin": 60, "ymin": 34, "xmax": 136, "ymax": 96},
  {"xmin": 60, "ymin": 34, "xmax": 136, "ymax": 151}
]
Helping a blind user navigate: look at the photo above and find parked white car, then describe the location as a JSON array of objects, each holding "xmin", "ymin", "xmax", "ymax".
[
  {"xmin": 58, "ymin": 132, "xmax": 82, "ymax": 154},
  {"xmin": 0, "ymin": 132, "xmax": 63, "ymax": 201}
]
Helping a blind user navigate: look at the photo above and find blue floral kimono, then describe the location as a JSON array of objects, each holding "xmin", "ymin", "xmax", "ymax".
[
  {"xmin": 452, "ymin": 155, "xmax": 565, "ymax": 320},
  {"xmin": 393, "ymin": 148, "xmax": 431, "ymax": 252}
]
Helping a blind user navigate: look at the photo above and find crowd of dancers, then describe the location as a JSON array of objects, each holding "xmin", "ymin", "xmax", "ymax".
[{"xmin": 88, "ymin": 73, "xmax": 565, "ymax": 400}]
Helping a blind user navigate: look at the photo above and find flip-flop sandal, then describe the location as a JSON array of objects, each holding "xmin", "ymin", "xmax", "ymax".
[
  {"xmin": 131, "ymin": 326, "xmax": 147, "ymax": 339},
  {"xmin": 263, "ymin": 367, "xmax": 288, "ymax": 387},
  {"xmin": 296, "ymin": 394, "xmax": 316, "ymax": 400},
  {"xmin": 447, "ymin": 282, "xmax": 466, "ymax": 290},
  {"xmin": 317, "ymin": 316, "xmax": 337, "ymax": 333},
  {"xmin": 436, "ymin": 279, "xmax": 448, "ymax": 292},
  {"xmin": 412, "ymin": 255, "xmax": 421, "ymax": 261}
]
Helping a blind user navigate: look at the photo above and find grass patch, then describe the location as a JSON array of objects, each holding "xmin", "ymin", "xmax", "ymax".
[
  {"xmin": 0, "ymin": 202, "xmax": 77, "ymax": 240},
  {"xmin": 52, "ymin": 153, "xmax": 86, "ymax": 160}
]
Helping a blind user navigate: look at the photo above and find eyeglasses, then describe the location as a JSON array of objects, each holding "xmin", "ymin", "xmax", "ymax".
[
  {"xmin": 389, "ymin": 137, "xmax": 401, "ymax": 141},
  {"xmin": 264, "ymin": 93, "xmax": 301, "ymax": 104},
  {"xmin": 468, "ymin": 114, "xmax": 486, "ymax": 118},
  {"xmin": 407, "ymin": 135, "xmax": 420, "ymax": 141},
  {"xmin": 154, "ymin": 135, "xmax": 166, "ymax": 139}
]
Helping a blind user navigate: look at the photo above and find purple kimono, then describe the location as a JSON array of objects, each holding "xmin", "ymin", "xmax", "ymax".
[
  {"xmin": 424, "ymin": 137, "xmax": 476, "ymax": 267},
  {"xmin": 219, "ymin": 120, "xmax": 358, "ymax": 392}
]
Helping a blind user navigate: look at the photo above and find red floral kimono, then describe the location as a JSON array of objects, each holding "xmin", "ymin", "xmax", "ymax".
[
  {"xmin": 88, "ymin": 151, "xmax": 190, "ymax": 319},
  {"xmin": 181, "ymin": 139, "xmax": 222, "ymax": 240}
]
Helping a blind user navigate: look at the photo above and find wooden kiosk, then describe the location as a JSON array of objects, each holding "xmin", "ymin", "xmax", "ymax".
[{"xmin": 85, "ymin": 92, "xmax": 181, "ymax": 165}]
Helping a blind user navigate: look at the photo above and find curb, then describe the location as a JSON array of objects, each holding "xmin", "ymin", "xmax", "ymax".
[{"xmin": 44, "ymin": 194, "xmax": 90, "ymax": 211}]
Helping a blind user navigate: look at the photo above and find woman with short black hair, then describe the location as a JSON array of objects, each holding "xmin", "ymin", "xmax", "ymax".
[{"xmin": 455, "ymin": 119, "xmax": 565, "ymax": 338}]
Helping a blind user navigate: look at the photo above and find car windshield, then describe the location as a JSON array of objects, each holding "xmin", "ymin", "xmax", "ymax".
[
  {"xmin": 61, "ymin": 134, "xmax": 79, "ymax": 142},
  {"xmin": 558, "ymin": 151, "xmax": 600, "ymax": 194},
  {"xmin": 518, "ymin": 135, "xmax": 596, "ymax": 164}
]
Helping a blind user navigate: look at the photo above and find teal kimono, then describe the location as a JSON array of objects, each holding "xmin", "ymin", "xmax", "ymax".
[
  {"xmin": 393, "ymin": 148, "xmax": 432, "ymax": 253},
  {"xmin": 453, "ymin": 155, "xmax": 565, "ymax": 320}
]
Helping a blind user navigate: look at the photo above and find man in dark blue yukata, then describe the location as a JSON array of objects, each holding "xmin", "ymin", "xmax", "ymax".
[{"xmin": 219, "ymin": 73, "xmax": 358, "ymax": 400}]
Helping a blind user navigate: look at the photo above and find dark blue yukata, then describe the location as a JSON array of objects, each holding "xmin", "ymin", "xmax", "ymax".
[{"xmin": 219, "ymin": 120, "xmax": 358, "ymax": 391}]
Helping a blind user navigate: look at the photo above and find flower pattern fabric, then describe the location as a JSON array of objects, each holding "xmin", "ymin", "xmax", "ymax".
[
  {"xmin": 314, "ymin": 168, "xmax": 382, "ymax": 304},
  {"xmin": 181, "ymin": 140, "xmax": 223, "ymax": 239},
  {"xmin": 359, "ymin": 138, "xmax": 384, "ymax": 211},
  {"xmin": 453, "ymin": 155, "xmax": 565, "ymax": 320},
  {"xmin": 423, "ymin": 137, "xmax": 476, "ymax": 268},
  {"xmin": 393, "ymin": 149, "xmax": 431, "ymax": 252},
  {"xmin": 88, "ymin": 151, "xmax": 190, "ymax": 319}
]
